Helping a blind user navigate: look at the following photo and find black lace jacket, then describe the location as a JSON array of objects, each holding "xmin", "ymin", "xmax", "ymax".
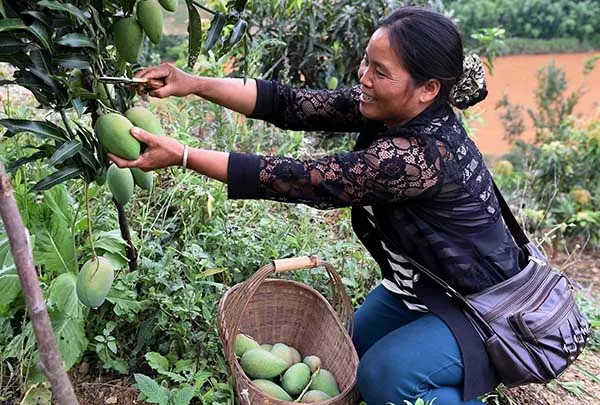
[{"xmin": 227, "ymin": 80, "xmax": 528, "ymax": 399}]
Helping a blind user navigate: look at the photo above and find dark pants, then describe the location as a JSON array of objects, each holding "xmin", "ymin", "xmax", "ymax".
[{"xmin": 352, "ymin": 284, "xmax": 484, "ymax": 405}]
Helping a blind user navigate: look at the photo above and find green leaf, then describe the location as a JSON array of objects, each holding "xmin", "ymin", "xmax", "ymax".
[
  {"xmin": 0, "ymin": 19, "xmax": 28, "ymax": 33},
  {"xmin": 134, "ymin": 374, "xmax": 169, "ymax": 405},
  {"xmin": 56, "ymin": 33, "xmax": 96, "ymax": 49},
  {"xmin": 7, "ymin": 151, "xmax": 47, "ymax": 172},
  {"xmin": 49, "ymin": 311, "xmax": 86, "ymax": 369},
  {"xmin": 145, "ymin": 352, "xmax": 169, "ymax": 373},
  {"xmin": 228, "ymin": 19, "xmax": 247, "ymax": 46},
  {"xmin": 105, "ymin": 289, "xmax": 147, "ymax": 318},
  {"xmin": 43, "ymin": 185, "xmax": 73, "ymax": 227},
  {"xmin": 173, "ymin": 387, "xmax": 195, "ymax": 405},
  {"xmin": 0, "ymin": 34, "xmax": 26, "ymax": 56},
  {"xmin": 47, "ymin": 140, "xmax": 83, "ymax": 167},
  {"xmin": 37, "ymin": 0, "xmax": 93, "ymax": 31},
  {"xmin": 55, "ymin": 54, "xmax": 92, "ymax": 69},
  {"xmin": 48, "ymin": 273, "xmax": 83, "ymax": 319},
  {"xmin": 203, "ymin": 13, "xmax": 226, "ymax": 53},
  {"xmin": 33, "ymin": 200, "xmax": 77, "ymax": 274},
  {"xmin": 27, "ymin": 21, "xmax": 51, "ymax": 50},
  {"xmin": 30, "ymin": 166, "xmax": 82, "ymax": 192},
  {"xmin": 0, "ymin": 267, "xmax": 20, "ymax": 307},
  {"xmin": 185, "ymin": 0, "xmax": 202, "ymax": 68},
  {"xmin": 0, "ymin": 1, "xmax": 6, "ymax": 19},
  {"xmin": 0, "ymin": 119, "xmax": 68, "ymax": 141}
]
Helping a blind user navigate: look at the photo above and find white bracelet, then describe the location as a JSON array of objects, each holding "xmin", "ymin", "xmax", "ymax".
[{"xmin": 182, "ymin": 145, "xmax": 189, "ymax": 169}]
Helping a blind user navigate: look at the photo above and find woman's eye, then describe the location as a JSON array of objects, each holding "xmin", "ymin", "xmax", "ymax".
[{"xmin": 375, "ymin": 70, "xmax": 385, "ymax": 77}]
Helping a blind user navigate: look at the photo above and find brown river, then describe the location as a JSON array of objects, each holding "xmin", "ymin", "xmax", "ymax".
[{"xmin": 470, "ymin": 51, "xmax": 600, "ymax": 157}]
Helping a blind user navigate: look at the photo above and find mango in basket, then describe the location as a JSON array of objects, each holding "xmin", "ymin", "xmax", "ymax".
[
  {"xmin": 235, "ymin": 333, "xmax": 260, "ymax": 357},
  {"xmin": 301, "ymin": 390, "xmax": 332, "ymax": 402},
  {"xmin": 270, "ymin": 343, "xmax": 295, "ymax": 368},
  {"xmin": 260, "ymin": 343, "xmax": 273, "ymax": 351},
  {"xmin": 303, "ymin": 355, "xmax": 321, "ymax": 373},
  {"xmin": 282, "ymin": 363, "xmax": 311, "ymax": 396},
  {"xmin": 289, "ymin": 346, "xmax": 302, "ymax": 364},
  {"xmin": 252, "ymin": 379, "xmax": 293, "ymax": 401},
  {"xmin": 310, "ymin": 369, "xmax": 340, "ymax": 397},
  {"xmin": 240, "ymin": 348, "xmax": 288, "ymax": 379}
]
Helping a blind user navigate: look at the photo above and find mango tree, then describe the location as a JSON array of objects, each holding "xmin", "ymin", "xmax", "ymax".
[{"xmin": 0, "ymin": 0, "xmax": 248, "ymax": 401}]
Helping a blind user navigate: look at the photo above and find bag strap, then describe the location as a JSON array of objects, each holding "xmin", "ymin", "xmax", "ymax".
[{"xmin": 492, "ymin": 180, "xmax": 530, "ymax": 247}]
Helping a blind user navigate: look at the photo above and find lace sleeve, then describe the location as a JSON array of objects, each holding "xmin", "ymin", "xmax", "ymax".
[
  {"xmin": 256, "ymin": 136, "xmax": 444, "ymax": 209},
  {"xmin": 250, "ymin": 80, "xmax": 365, "ymax": 132}
]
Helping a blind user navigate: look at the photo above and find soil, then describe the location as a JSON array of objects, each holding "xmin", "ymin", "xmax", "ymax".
[{"xmin": 470, "ymin": 51, "xmax": 600, "ymax": 158}]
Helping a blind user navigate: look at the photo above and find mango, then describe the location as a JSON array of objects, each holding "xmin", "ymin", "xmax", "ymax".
[
  {"xmin": 76, "ymin": 256, "xmax": 114, "ymax": 308},
  {"xmin": 251, "ymin": 380, "xmax": 292, "ymax": 401},
  {"xmin": 136, "ymin": 0, "xmax": 163, "ymax": 44},
  {"xmin": 131, "ymin": 168, "xmax": 154, "ymax": 190},
  {"xmin": 303, "ymin": 355, "xmax": 321, "ymax": 373},
  {"xmin": 124, "ymin": 106, "xmax": 164, "ymax": 135},
  {"xmin": 240, "ymin": 348, "xmax": 287, "ymax": 379},
  {"xmin": 270, "ymin": 343, "xmax": 294, "ymax": 368},
  {"xmin": 107, "ymin": 164, "xmax": 134, "ymax": 205},
  {"xmin": 158, "ymin": 0, "xmax": 178, "ymax": 12},
  {"xmin": 260, "ymin": 344, "xmax": 273, "ymax": 351},
  {"xmin": 113, "ymin": 17, "xmax": 143, "ymax": 63},
  {"xmin": 310, "ymin": 369, "xmax": 340, "ymax": 398},
  {"xmin": 301, "ymin": 390, "xmax": 332, "ymax": 402},
  {"xmin": 235, "ymin": 333, "xmax": 260, "ymax": 357},
  {"xmin": 95, "ymin": 113, "xmax": 140, "ymax": 160},
  {"xmin": 289, "ymin": 346, "xmax": 301, "ymax": 364},
  {"xmin": 281, "ymin": 363, "xmax": 311, "ymax": 396}
]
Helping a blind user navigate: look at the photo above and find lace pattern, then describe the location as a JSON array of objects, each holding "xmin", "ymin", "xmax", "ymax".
[{"xmin": 258, "ymin": 136, "xmax": 444, "ymax": 209}]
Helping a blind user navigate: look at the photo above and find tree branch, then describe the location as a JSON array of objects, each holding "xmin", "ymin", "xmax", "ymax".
[{"xmin": 0, "ymin": 161, "xmax": 79, "ymax": 405}]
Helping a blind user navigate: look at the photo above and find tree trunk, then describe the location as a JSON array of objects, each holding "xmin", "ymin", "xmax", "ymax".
[{"xmin": 0, "ymin": 161, "xmax": 79, "ymax": 404}]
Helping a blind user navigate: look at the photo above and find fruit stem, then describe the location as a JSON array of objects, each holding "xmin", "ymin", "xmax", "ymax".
[{"xmin": 85, "ymin": 183, "xmax": 97, "ymax": 259}]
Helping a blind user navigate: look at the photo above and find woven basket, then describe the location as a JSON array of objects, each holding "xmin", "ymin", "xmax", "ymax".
[{"xmin": 218, "ymin": 256, "xmax": 360, "ymax": 405}]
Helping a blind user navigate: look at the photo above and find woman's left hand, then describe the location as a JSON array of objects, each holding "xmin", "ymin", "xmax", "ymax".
[{"xmin": 108, "ymin": 127, "xmax": 185, "ymax": 171}]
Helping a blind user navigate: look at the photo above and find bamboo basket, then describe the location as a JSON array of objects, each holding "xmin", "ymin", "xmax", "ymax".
[{"xmin": 217, "ymin": 256, "xmax": 360, "ymax": 405}]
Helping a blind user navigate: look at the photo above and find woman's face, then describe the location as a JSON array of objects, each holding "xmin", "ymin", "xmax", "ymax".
[{"xmin": 358, "ymin": 27, "xmax": 431, "ymax": 127}]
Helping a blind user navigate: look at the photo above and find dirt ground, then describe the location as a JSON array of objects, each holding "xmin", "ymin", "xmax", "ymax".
[{"xmin": 470, "ymin": 51, "xmax": 600, "ymax": 157}]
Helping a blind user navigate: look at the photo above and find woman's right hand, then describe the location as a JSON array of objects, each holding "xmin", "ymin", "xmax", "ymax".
[{"xmin": 134, "ymin": 63, "xmax": 198, "ymax": 98}]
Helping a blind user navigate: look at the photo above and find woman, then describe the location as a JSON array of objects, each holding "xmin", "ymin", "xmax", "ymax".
[{"xmin": 110, "ymin": 7, "xmax": 527, "ymax": 405}]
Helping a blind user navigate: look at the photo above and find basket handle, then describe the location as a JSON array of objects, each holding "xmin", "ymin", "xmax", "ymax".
[
  {"xmin": 273, "ymin": 255, "xmax": 320, "ymax": 272},
  {"xmin": 222, "ymin": 256, "xmax": 354, "ymax": 370}
]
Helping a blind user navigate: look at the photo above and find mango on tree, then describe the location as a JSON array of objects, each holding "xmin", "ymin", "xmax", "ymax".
[
  {"xmin": 107, "ymin": 164, "xmax": 134, "ymax": 205},
  {"xmin": 137, "ymin": 0, "xmax": 164, "ymax": 45},
  {"xmin": 131, "ymin": 168, "xmax": 154, "ymax": 190},
  {"xmin": 76, "ymin": 256, "xmax": 114, "ymax": 308},
  {"xmin": 113, "ymin": 17, "xmax": 144, "ymax": 63},
  {"xmin": 158, "ymin": 0, "xmax": 178, "ymax": 12},
  {"xmin": 95, "ymin": 113, "xmax": 140, "ymax": 160},
  {"xmin": 124, "ymin": 106, "xmax": 164, "ymax": 135}
]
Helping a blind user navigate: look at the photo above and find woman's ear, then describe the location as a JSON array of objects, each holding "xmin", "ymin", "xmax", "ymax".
[{"xmin": 420, "ymin": 79, "xmax": 441, "ymax": 103}]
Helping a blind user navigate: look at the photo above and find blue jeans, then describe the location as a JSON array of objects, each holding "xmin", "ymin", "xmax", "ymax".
[{"xmin": 353, "ymin": 285, "xmax": 484, "ymax": 405}]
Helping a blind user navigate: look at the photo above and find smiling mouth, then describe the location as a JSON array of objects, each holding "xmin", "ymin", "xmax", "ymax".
[{"xmin": 360, "ymin": 93, "xmax": 375, "ymax": 103}]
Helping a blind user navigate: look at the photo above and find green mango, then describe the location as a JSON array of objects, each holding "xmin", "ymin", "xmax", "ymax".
[
  {"xmin": 260, "ymin": 343, "xmax": 273, "ymax": 352},
  {"xmin": 137, "ymin": 0, "xmax": 163, "ymax": 44},
  {"xmin": 158, "ymin": 0, "xmax": 178, "ymax": 12},
  {"xmin": 301, "ymin": 390, "xmax": 332, "ymax": 402},
  {"xmin": 95, "ymin": 113, "xmax": 140, "ymax": 160},
  {"xmin": 251, "ymin": 380, "xmax": 292, "ymax": 401},
  {"xmin": 107, "ymin": 165, "xmax": 134, "ymax": 205},
  {"xmin": 76, "ymin": 256, "xmax": 114, "ymax": 308},
  {"xmin": 124, "ymin": 106, "xmax": 164, "ymax": 135},
  {"xmin": 289, "ymin": 346, "xmax": 301, "ymax": 364},
  {"xmin": 235, "ymin": 333, "xmax": 260, "ymax": 357},
  {"xmin": 281, "ymin": 363, "xmax": 311, "ymax": 396},
  {"xmin": 309, "ymin": 369, "xmax": 340, "ymax": 398},
  {"xmin": 113, "ymin": 17, "xmax": 144, "ymax": 63},
  {"xmin": 240, "ymin": 348, "xmax": 288, "ymax": 379},
  {"xmin": 270, "ymin": 343, "xmax": 294, "ymax": 368},
  {"xmin": 131, "ymin": 168, "xmax": 154, "ymax": 190},
  {"xmin": 303, "ymin": 355, "xmax": 321, "ymax": 373}
]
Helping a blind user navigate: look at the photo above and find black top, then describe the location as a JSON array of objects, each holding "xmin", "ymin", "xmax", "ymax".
[{"xmin": 227, "ymin": 80, "xmax": 527, "ymax": 400}]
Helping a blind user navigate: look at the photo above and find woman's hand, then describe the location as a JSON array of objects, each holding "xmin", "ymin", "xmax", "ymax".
[
  {"xmin": 108, "ymin": 127, "xmax": 185, "ymax": 171},
  {"xmin": 135, "ymin": 63, "xmax": 198, "ymax": 98}
]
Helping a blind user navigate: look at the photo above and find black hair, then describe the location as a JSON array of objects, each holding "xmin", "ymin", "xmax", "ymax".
[{"xmin": 378, "ymin": 7, "xmax": 487, "ymax": 108}]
